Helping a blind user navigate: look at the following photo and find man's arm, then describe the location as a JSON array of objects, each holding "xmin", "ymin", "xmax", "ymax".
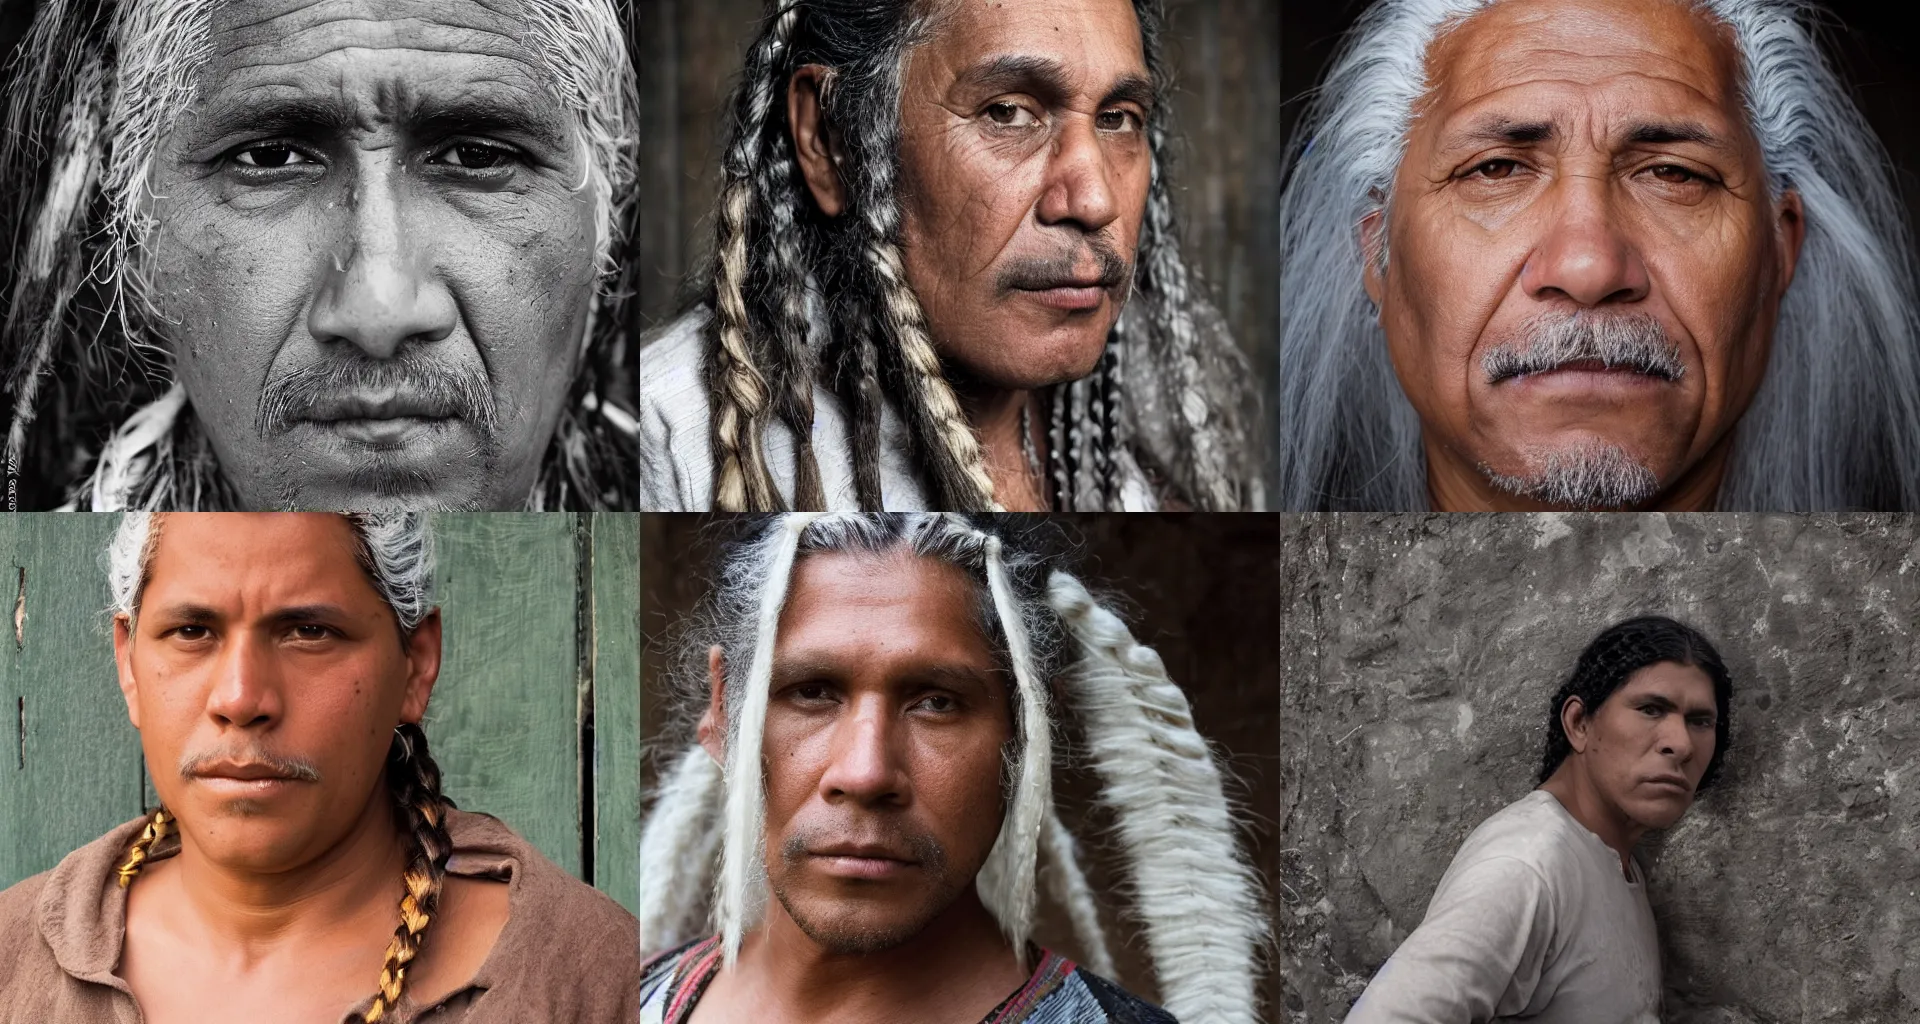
[{"xmin": 1343, "ymin": 855, "xmax": 1558, "ymax": 1024}]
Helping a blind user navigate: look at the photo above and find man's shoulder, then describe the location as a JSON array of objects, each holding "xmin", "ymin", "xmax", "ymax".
[
  {"xmin": 448, "ymin": 810, "xmax": 637, "ymax": 942},
  {"xmin": 1452, "ymin": 791, "xmax": 1595, "ymax": 874},
  {"xmin": 0, "ymin": 869, "xmax": 51, "ymax": 948},
  {"xmin": 637, "ymin": 307, "xmax": 710, "ymax": 387}
]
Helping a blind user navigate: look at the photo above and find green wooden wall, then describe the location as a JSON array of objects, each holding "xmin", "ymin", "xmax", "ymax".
[{"xmin": 0, "ymin": 513, "xmax": 640, "ymax": 914}]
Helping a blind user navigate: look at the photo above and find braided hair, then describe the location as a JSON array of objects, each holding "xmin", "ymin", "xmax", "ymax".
[
  {"xmin": 701, "ymin": 0, "xmax": 1262, "ymax": 512},
  {"xmin": 108, "ymin": 512, "xmax": 452, "ymax": 1021},
  {"xmin": 1536, "ymin": 615, "xmax": 1734, "ymax": 790}
]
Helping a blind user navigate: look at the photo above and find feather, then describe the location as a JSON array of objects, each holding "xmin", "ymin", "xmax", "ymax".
[{"xmin": 639, "ymin": 744, "xmax": 726, "ymax": 956}]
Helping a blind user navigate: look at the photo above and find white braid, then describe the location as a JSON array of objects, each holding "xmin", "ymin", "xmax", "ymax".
[
  {"xmin": 1041, "ymin": 806, "xmax": 1116, "ymax": 978},
  {"xmin": 1047, "ymin": 571, "xmax": 1265, "ymax": 1024},
  {"xmin": 972, "ymin": 534, "xmax": 1053, "ymax": 960},
  {"xmin": 716, "ymin": 511, "xmax": 825, "ymax": 962},
  {"xmin": 639, "ymin": 744, "xmax": 726, "ymax": 955}
]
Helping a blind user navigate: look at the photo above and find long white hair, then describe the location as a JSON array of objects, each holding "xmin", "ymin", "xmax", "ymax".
[
  {"xmin": 1278, "ymin": 0, "xmax": 1920, "ymax": 511},
  {"xmin": 636, "ymin": 513, "xmax": 1268, "ymax": 1024}
]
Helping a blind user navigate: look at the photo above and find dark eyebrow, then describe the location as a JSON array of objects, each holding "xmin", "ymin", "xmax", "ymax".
[
  {"xmin": 956, "ymin": 54, "xmax": 1155, "ymax": 111},
  {"xmin": 1624, "ymin": 121, "xmax": 1722, "ymax": 147},
  {"xmin": 261, "ymin": 604, "xmax": 353, "ymax": 630},
  {"xmin": 149, "ymin": 602, "xmax": 222, "ymax": 625},
  {"xmin": 183, "ymin": 88, "xmax": 571, "ymax": 155},
  {"xmin": 1448, "ymin": 116, "xmax": 1556, "ymax": 149}
]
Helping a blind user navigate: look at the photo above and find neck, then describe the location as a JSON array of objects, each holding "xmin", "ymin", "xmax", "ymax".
[
  {"xmin": 728, "ymin": 886, "xmax": 1026, "ymax": 1021},
  {"xmin": 952, "ymin": 378, "xmax": 1048, "ymax": 512},
  {"xmin": 1539, "ymin": 766, "xmax": 1646, "ymax": 876},
  {"xmin": 1422, "ymin": 433, "xmax": 1731, "ymax": 512},
  {"xmin": 160, "ymin": 785, "xmax": 408, "ymax": 956}
]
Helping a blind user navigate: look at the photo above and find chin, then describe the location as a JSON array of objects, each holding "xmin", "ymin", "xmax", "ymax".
[{"xmin": 1625, "ymin": 796, "xmax": 1694, "ymax": 832}]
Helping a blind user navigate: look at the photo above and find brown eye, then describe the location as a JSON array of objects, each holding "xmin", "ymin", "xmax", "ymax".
[
  {"xmin": 1095, "ymin": 109, "xmax": 1137, "ymax": 132},
  {"xmin": 1650, "ymin": 164, "xmax": 1696, "ymax": 183},
  {"xmin": 985, "ymin": 102, "xmax": 1038, "ymax": 128},
  {"xmin": 1470, "ymin": 159, "xmax": 1519, "ymax": 180}
]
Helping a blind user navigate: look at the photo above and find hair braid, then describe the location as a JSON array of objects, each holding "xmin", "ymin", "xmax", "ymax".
[
  {"xmin": 858, "ymin": 197, "xmax": 998, "ymax": 510},
  {"xmin": 115, "ymin": 807, "xmax": 171, "ymax": 888},
  {"xmin": 745, "ymin": 5, "xmax": 829, "ymax": 510},
  {"xmin": 365, "ymin": 722, "xmax": 455, "ymax": 1024},
  {"xmin": 707, "ymin": 6, "xmax": 808, "ymax": 513},
  {"xmin": 834, "ymin": 308, "xmax": 887, "ymax": 510}
]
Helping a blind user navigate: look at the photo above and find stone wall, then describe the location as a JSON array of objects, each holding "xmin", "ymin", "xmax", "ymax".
[{"xmin": 1280, "ymin": 514, "xmax": 1920, "ymax": 1024}]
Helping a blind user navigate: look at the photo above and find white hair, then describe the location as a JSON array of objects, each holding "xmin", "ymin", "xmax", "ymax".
[
  {"xmin": 1278, "ymin": 0, "xmax": 1920, "ymax": 511},
  {"xmin": 637, "ymin": 514, "xmax": 1266, "ymax": 1024},
  {"xmin": 106, "ymin": 512, "xmax": 436, "ymax": 633}
]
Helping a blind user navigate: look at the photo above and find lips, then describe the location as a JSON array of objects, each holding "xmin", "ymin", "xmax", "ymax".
[
  {"xmin": 299, "ymin": 390, "xmax": 463, "ymax": 424},
  {"xmin": 190, "ymin": 760, "xmax": 306, "ymax": 783},
  {"xmin": 1642, "ymin": 773, "xmax": 1692, "ymax": 794}
]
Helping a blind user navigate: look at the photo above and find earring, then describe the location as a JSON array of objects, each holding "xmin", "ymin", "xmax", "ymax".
[{"xmin": 391, "ymin": 726, "xmax": 414, "ymax": 763}]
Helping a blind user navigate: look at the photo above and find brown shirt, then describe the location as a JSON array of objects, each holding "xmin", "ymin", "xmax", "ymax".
[{"xmin": 0, "ymin": 809, "xmax": 639, "ymax": 1023}]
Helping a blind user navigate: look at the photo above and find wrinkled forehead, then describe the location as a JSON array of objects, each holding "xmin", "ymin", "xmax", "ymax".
[
  {"xmin": 1415, "ymin": 0, "xmax": 1750, "ymax": 147},
  {"xmin": 180, "ymin": 0, "xmax": 566, "ymax": 141}
]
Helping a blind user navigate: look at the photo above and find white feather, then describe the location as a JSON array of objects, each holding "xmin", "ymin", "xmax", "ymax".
[
  {"xmin": 1048, "ymin": 571, "xmax": 1266, "ymax": 1024},
  {"xmin": 973, "ymin": 536, "xmax": 1052, "ymax": 962},
  {"xmin": 1041, "ymin": 805, "xmax": 1116, "ymax": 978}
]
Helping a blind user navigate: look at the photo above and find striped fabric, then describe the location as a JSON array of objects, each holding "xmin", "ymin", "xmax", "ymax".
[{"xmin": 639, "ymin": 940, "xmax": 1173, "ymax": 1023}]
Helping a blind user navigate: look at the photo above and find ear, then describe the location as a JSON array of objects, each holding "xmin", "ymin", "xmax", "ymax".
[
  {"xmin": 788, "ymin": 64, "xmax": 848, "ymax": 217},
  {"xmin": 1560, "ymin": 695, "xmax": 1592, "ymax": 755},
  {"xmin": 397, "ymin": 608, "xmax": 443, "ymax": 726},
  {"xmin": 113, "ymin": 613, "xmax": 141, "ymax": 730},
  {"xmin": 697, "ymin": 644, "xmax": 727, "ymax": 766},
  {"xmin": 1773, "ymin": 188, "xmax": 1806, "ymax": 296},
  {"xmin": 1360, "ymin": 207, "xmax": 1387, "ymax": 308}
]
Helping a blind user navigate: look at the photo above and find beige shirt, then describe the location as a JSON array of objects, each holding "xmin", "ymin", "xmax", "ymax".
[
  {"xmin": 1345, "ymin": 790, "xmax": 1662, "ymax": 1024},
  {"xmin": 0, "ymin": 810, "xmax": 639, "ymax": 1023}
]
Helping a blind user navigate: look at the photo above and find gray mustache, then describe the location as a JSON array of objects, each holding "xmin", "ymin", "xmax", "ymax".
[
  {"xmin": 1482, "ymin": 312, "xmax": 1685, "ymax": 384},
  {"xmin": 256, "ymin": 352, "xmax": 498, "ymax": 436},
  {"xmin": 178, "ymin": 747, "xmax": 323, "ymax": 783},
  {"xmin": 995, "ymin": 235, "xmax": 1132, "ymax": 293}
]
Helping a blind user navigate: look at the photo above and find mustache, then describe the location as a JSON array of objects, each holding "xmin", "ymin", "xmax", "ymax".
[
  {"xmin": 995, "ymin": 235, "xmax": 1132, "ymax": 294},
  {"xmin": 1481, "ymin": 312, "xmax": 1685, "ymax": 384},
  {"xmin": 255, "ymin": 350, "xmax": 498, "ymax": 436},
  {"xmin": 780, "ymin": 820, "xmax": 949, "ymax": 871},
  {"xmin": 178, "ymin": 747, "xmax": 323, "ymax": 782}
]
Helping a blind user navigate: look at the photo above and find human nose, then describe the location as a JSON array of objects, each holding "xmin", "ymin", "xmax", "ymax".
[
  {"xmin": 1655, "ymin": 714, "xmax": 1695, "ymax": 765},
  {"xmin": 1520, "ymin": 175, "xmax": 1652, "ymax": 307},
  {"xmin": 1035, "ymin": 114, "xmax": 1122, "ymax": 234},
  {"xmin": 306, "ymin": 160, "xmax": 458, "ymax": 358},
  {"xmin": 817, "ymin": 696, "xmax": 910, "ymax": 807},
  {"xmin": 204, "ymin": 631, "xmax": 283, "ymax": 730}
]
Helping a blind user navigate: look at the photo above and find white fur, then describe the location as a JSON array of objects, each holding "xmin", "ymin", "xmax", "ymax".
[
  {"xmin": 639, "ymin": 744, "xmax": 726, "ymax": 955},
  {"xmin": 716, "ymin": 511, "xmax": 822, "ymax": 962},
  {"xmin": 973, "ymin": 535, "xmax": 1053, "ymax": 960},
  {"xmin": 1041, "ymin": 806, "xmax": 1116, "ymax": 978},
  {"xmin": 1047, "ymin": 571, "xmax": 1266, "ymax": 1024}
]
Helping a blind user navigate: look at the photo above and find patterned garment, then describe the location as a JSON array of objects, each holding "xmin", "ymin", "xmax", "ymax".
[{"xmin": 639, "ymin": 937, "xmax": 1177, "ymax": 1024}]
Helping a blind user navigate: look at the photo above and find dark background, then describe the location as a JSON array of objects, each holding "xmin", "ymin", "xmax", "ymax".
[
  {"xmin": 1280, "ymin": 0, "xmax": 1920, "ymax": 248},
  {"xmin": 633, "ymin": 0, "xmax": 1281, "ymax": 480},
  {"xmin": 641, "ymin": 513, "xmax": 1282, "ymax": 1022}
]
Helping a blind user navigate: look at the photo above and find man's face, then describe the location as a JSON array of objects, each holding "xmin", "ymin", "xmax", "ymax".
[
  {"xmin": 1368, "ymin": 0, "xmax": 1803, "ymax": 510},
  {"xmin": 113, "ymin": 514, "xmax": 441, "ymax": 872},
  {"xmin": 1569, "ymin": 661, "xmax": 1719, "ymax": 830},
  {"xmin": 716, "ymin": 549, "xmax": 1014, "ymax": 954},
  {"xmin": 142, "ymin": 0, "xmax": 599, "ymax": 510},
  {"xmin": 895, "ymin": 0, "xmax": 1153, "ymax": 391}
]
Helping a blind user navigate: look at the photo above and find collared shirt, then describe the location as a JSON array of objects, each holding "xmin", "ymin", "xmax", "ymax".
[
  {"xmin": 1344, "ymin": 790, "xmax": 1663, "ymax": 1024},
  {"xmin": 0, "ymin": 809, "xmax": 640, "ymax": 1023},
  {"xmin": 638, "ymin": 936, "xmax": 1177, "ymax": 1024},
  {"xmin": 636, "ymin": 308, "xmax": 1162, "ymax": 512}
]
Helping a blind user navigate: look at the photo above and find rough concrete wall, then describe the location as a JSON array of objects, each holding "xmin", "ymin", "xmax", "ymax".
[
  {"xmin": 642, "ymin": 513, "xmax": 1282, "ymax": 1022},
  {"xmin": 1280, "ymin": 514, "xmax": 1920, "ymax": 1024}
]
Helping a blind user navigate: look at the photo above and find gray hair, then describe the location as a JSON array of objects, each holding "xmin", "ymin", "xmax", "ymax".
[
  {"xmin": 1, "ymin": 0, "xmax": 641, "ymax": 510},
  {"xmin": 1278, "ymin": 0, "xmax": 1920, "ymax": 511},
  {"xmin": 638, "ymin": 513, "xmax": 1269, "ymax": 1024},
  {"xmin": 106, "ymin": 512, "xmax": 436, "ymax": 635},
  {"xmin": 701, "ymin": 0, "xmax": 1262, "ymax": 513}
]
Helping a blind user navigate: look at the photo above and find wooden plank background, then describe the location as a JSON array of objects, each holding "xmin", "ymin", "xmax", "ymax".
[
  {"xmin": 638, "ymin": 513, "xmax": 1281, "ymax": 1022},
  {"xmin": 0, "ymin": 513, "xmax": 641, "ymax": 915},
  {"xmin": 632, "ymin": 0, "xmax": 1281, "ymax": 483}
]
